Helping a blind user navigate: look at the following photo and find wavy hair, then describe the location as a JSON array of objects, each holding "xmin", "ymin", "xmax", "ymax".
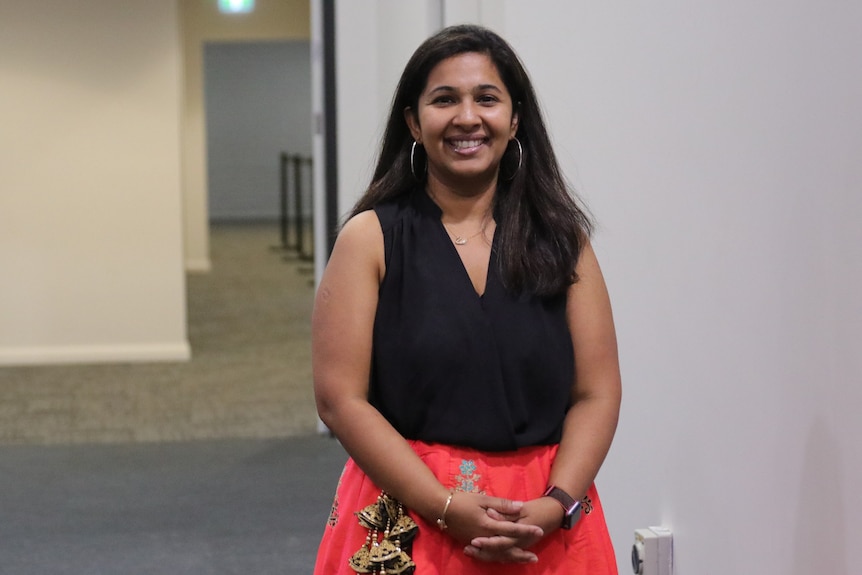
[{"xmin": 350, "ymin": 24, "xmax": 592, "ymax": 296}]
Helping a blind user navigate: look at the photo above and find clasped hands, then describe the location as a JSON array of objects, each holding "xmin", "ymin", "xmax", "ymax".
[{"xmin": 444, "ymin": 492, "xmax": 563, "ymax": 564}]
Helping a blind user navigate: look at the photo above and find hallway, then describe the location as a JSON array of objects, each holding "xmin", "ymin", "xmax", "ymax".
[
  {"xmin": 0, "ymin": 223, "xmax": 340, "ymax": 572},
  {"xmin": 0, "ymin": 224, "xmax": 318, "ymax": 444},
  {"xmin": 0, "ymin": 434, "xmax": 347, "ymax": 574}
]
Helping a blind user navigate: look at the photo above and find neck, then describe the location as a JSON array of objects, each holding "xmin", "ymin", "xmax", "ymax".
[{"xmin": 425, "ymin": 177, "xmax": 496, "ymax": 224}]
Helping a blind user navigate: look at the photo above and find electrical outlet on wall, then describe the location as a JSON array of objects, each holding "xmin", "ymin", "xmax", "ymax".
[{"xmin": 631, "ymin": 526, "xmax": 672, "ymax": 575}]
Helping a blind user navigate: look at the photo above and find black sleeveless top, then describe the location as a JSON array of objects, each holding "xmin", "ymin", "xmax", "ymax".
[{"xmin": 369, "ymin": 190, "xmax": 574, "ymax": 452}]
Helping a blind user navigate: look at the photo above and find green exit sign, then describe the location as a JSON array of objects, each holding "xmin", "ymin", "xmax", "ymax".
[{"xmin": 218, "ymin": 0, "xmax": 255, "ymax": 14}]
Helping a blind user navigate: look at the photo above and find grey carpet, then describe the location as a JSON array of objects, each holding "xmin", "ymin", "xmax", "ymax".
[
  {"xmin": 0, "ymin": 223, "xmax": 318, "ymax": 444},
  {"xmin": 0, "ymin": 434, "xmax": 348, "ymax": 574}
]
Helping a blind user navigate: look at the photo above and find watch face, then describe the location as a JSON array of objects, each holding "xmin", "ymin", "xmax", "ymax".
[
  {"xmin": 564, "ymin": 502, "xmax": 581, "ymax": 528},
  {"xmin": 544, "ymin": 486, "xmax": 581, "ymax": 529}
]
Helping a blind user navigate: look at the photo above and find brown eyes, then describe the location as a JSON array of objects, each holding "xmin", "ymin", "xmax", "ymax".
[{"xmin": 430, "ymin": 95, "xmax": 499, "ymax": 105}]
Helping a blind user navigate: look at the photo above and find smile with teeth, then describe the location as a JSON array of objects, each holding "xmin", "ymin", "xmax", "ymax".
[{"xmin": 449, "ymin": 138, "xmax": 486, "ymax": 151}]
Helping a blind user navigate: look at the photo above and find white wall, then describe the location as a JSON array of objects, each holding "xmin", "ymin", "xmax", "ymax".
[
  {"xmin": 333, "ymin": 1, "xmax": 440, "ymax": 223},
  {"xmin": 503, "ymin": 2, "xmax": 862, "ymax": 573},
  {"xmin": 0, "ymin": 1, "xmax": 189, "ymax": 365},
  {"xmin": 332, "ymin": 1, "xmax": 862, "ymax": 573}
]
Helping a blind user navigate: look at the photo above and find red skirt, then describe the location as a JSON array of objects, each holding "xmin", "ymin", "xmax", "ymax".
[{"xmin": 313, "ymin": 441, "xmax": 618, "ymax": 575}]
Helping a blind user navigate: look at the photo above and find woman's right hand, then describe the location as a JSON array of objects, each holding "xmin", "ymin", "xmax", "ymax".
[{"xmin": 443, "ymin": 492, "xmax": 544, "ymax": 563}]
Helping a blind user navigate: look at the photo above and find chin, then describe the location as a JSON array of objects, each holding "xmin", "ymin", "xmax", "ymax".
[{"xmin": 443, "ymin": 163, "xmax": 499, "ymax": 180}]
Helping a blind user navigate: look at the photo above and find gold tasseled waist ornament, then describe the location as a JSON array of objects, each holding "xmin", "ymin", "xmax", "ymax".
[{"xmin": 349, "ymin": 492, "xmax": 418, "ymax": 574}]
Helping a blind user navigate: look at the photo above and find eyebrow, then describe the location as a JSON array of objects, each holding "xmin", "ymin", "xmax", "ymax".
[{"xmin": 427, "ymin": 83, "xmax": 504, "ymax": 94}]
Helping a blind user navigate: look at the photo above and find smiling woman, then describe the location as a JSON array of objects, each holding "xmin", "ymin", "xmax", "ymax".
[
  {"xmin": 405, "ymin": 52, "xmax": 519, "ymax": 188},
  {"xmin": 312, "ymin": 24, "xmax": 621, "ymax": 574}
]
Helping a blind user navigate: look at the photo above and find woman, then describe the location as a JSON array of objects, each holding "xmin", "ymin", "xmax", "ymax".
[{"xmin": 313, "ymin": 24, "xmax": 620, "ymax": 574}]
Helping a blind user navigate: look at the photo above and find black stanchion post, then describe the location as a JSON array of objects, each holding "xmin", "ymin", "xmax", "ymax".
[
  {"xmin": 300, "ymin": 157, "xmax": 314, "ymax": 262},
  {"xmin": 279, "ymin": 152, "xmax": 289, "ymax": 249},
  {"xmin": 293, "ymin": 154, "xmax": 304, "ymax": 257}
]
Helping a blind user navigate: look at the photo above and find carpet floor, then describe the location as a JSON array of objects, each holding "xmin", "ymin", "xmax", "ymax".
[
  {"xmin": 0, "ymin": 222, "xmax": 319, "ymax": 444},
  {"xmin": 0, "ymin": 434, "xmax": 348, "ymax": 574}
]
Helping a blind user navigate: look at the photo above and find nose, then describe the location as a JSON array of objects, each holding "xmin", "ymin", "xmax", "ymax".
[{"xmin": 453, "ymin": 101, "xmax": 481, "ymax": 128}]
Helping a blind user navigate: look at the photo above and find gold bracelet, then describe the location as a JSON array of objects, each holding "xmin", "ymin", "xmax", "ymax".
[{"xmin": 436, "ymin": 491, "xmax": 455, "ymax": 531}]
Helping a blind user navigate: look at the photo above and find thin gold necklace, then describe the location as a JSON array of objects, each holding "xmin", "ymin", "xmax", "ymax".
[
  {"xmin": 426, "ymin": 187, "xmax": 492, "ymax": 245},
  {"xmin": 442, "ymin": 220, "xmax": 490, "ymax": 245}
]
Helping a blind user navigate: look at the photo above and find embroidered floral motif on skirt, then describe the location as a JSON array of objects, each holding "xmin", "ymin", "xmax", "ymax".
[{"xmin": 454, "ymin": 459, "xmax": 484, "ymax": 493}]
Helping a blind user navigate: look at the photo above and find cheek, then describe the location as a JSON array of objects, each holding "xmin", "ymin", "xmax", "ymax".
[
  {"xmin": 489, "ymin": 108, "xmax": 516, "ymax": 129},
  {"xmin": 416, "ymin": 115, "xmax": 447, "ymax": 140}
]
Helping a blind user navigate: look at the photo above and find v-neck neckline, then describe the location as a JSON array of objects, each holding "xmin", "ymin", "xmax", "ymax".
[{"xmin": 418, "ymin": 190, "xmax": 496, "ymax": 300}]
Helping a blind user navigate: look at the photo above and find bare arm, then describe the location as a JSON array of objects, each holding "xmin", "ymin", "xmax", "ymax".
[
  {"xmin": 548, "ymin": 242, "xmax": 622, "ymax": 504},
  {"xmin": 313, "ymin": 211, "xmax": 541, "ymax": 554},
  {"xmin": 467, "ymin": 242, "xmax": 622, "ymax": 559}
]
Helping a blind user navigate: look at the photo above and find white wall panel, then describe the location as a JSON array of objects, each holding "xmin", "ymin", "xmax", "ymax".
[{"xmin": 503, "ymin": 2, "xmax": 862, "ymax": 573}]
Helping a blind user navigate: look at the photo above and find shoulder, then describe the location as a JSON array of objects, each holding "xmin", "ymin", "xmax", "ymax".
[
  {"xmin": 566, "ymin": 242, "xmax": 614, "ymax": 337},
  {"xmin": 369, "ymin": 194, "xmax": 413, "ymax": 234},
  {"xmin": 567, "ymin": 242, "xmax": 608, "ymax": 300},
  {"xmin": 323, "ymin": 209, "xmax": 386, "ymax": 285},
  {"xmin": 342, "ymin": 208, "xmax": 382, "ymax": 233},
  {"xmin": 334, "ymin": 209, "xmax": 383, "ymax": 258},
  {"xmin": 573, "ymin": 241, "xmax": 601, "ymax": 279},
  {"xmin": 335, "ymin": 193, "xmax": 416, "ymax": 258}
]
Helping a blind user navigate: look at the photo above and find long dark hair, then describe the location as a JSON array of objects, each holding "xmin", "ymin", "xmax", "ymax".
[{"xmin": 351, "ymin": 24, "xmax": 592, "ymax": 297}]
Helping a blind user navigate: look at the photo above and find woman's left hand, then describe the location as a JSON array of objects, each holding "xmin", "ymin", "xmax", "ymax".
[{"xmin": 463, "ymin": 497, "xmax": 563, "ymax": 563}]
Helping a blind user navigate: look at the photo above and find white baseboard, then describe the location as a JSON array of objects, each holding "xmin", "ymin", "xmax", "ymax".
[
  {"xmin": 185, "ymin": 258, "xmax": 212, "ymax": 273},
  {"xmin": 0, "ymin": 341, "xmax": 192, "ymax": 367}
]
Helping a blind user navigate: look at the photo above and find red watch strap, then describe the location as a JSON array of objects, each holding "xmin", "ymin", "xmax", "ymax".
[
  {"xmin": 543, "ymin": 485, "xmax": 581, "ymax": 529},
  {"xmin": 543, "ymin": 485, "xmax": 577, "ymax": 513}
]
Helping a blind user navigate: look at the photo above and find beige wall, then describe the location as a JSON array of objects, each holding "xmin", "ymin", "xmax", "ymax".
[
  {"xmin": 179, "ymin": 0, "xmax": 310, "ymax": 271},
  {"xmin": 0, "ymin": 0, "xmax": 309, "ymax": 365},
  {"xmin": 0, "ymin": 1, "xmax": 189, "ymax": 364}
]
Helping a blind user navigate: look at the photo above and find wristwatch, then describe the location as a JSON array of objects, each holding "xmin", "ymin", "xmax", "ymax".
[{"xmin": 542, "ymin": 485, "xmax": 581, "ymax": 529}]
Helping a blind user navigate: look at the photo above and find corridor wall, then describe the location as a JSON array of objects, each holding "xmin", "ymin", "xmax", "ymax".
[
  {"xmin": 505, "ymin": 3, "xmax": 862, "ymax": 573},
  {"xmin": 0, "ymin": 1, "xmax": 189, "ymax": 365}
]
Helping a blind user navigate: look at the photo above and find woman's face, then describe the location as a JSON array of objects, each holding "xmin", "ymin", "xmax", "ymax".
[{"xmin": 405, "ymin": 52, "xmax": 518, "ymax": 188}]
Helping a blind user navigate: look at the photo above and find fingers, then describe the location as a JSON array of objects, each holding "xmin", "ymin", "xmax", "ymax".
[
  {"xmin": 485, "ymin": 507, "xmax": 520, "ymax": 522},
  {"xmin": 486, "ymin": 497, "xmax": 524, "ymax": 516},
  {"xmin": 445, "ymin": 492, "xmax": 544, "ymax": 559},
  {"xmin": 469, "ymin": 535, "xmax": 518, "ymax": 551},
  {"xmin": 484, "ymin": 515, "xmax": 543, "ymax": 540},
  {"xmin": 452, "ymin": 496, "xmax": 546, "ymax": 564},
  {"xmin": 464, "ymin": 541, "xmax": 538, "ymax": 564},
  {"xmin": 471, "ymin": 528, "xmax": 542, "ymax": 552},
  {"xmin": 479, "ymin": 496, "xmax": 543, "ymax": 543},
  {"xmin": 483, "ymin": 497, "xmax": 532, "ymax": 523}
]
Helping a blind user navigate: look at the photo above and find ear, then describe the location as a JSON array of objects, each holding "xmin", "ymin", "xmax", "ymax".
[
  {"xmin": 404, "ymin": 107, "xmax": 422, "ymax": 143},
  {"xmin": 509, "ymin": 109, "xmax": 519, "ymax": 139}
]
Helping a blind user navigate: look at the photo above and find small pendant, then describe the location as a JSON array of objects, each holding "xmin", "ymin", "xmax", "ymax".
[{"xmin": 453, "ymin": 236, "xmax": 467, "ymax": 245}]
